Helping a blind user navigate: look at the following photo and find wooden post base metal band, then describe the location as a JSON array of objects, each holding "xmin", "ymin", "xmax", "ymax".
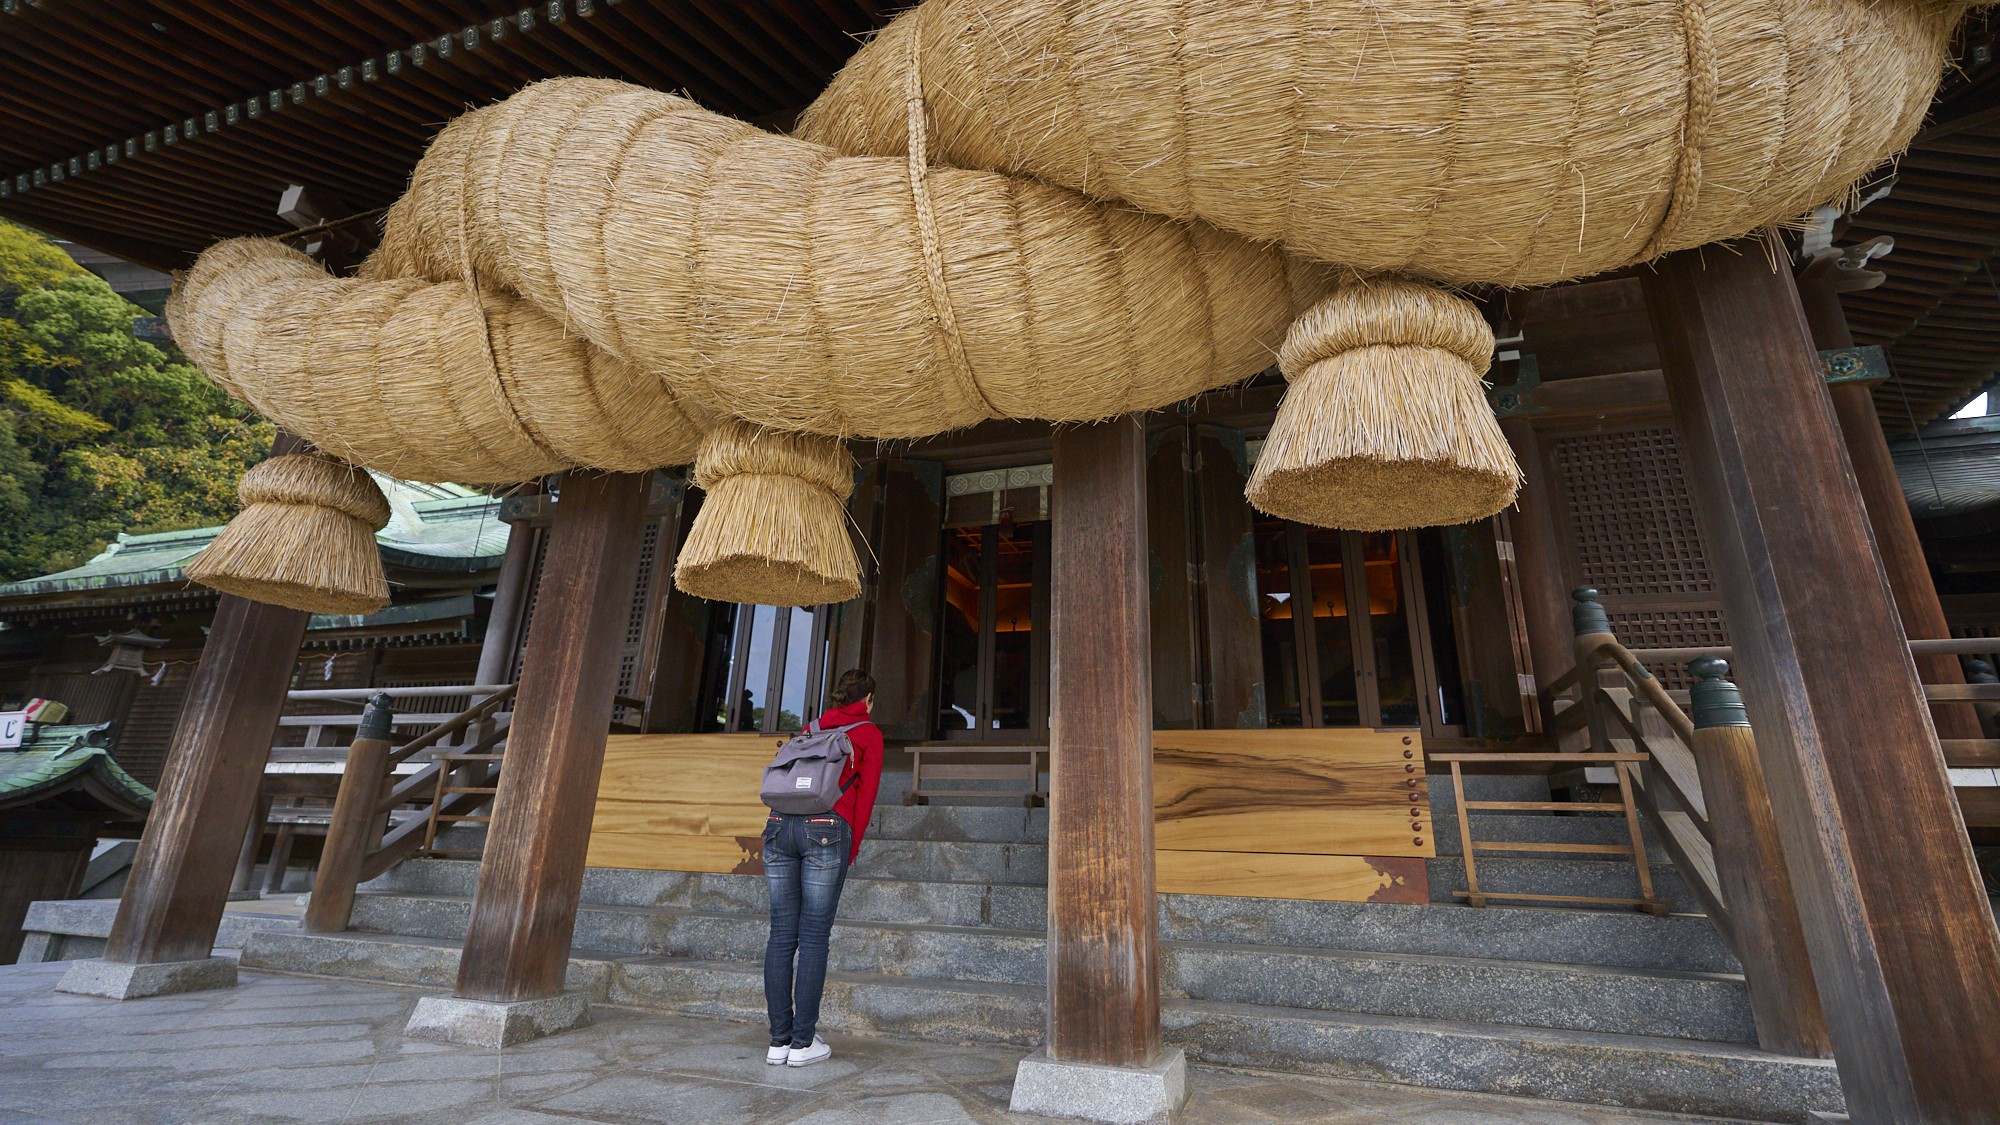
[
  {"xmin": 1046, "ymin": 417, "xmax": 1162, "ymax": 1067},
  {"xmin": 454, "ymin": 470, "xmax": 650, "ymax": 1005},
  {"xmin": 1644, "ymin": 238, "xmax": 2000, "ymax": 1124}
]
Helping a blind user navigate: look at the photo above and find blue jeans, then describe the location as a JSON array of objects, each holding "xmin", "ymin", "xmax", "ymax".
[{"xmin": 763, "ymin": 811, "xmax": 850, "ymax": 1048}]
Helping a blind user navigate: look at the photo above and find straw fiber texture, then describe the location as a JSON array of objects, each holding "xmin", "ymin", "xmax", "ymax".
[
  {"xmin": 799, "ymin": 0, "xmax": 1967, "ymax": 289},
  {"xmin": 168, "ymin": 238, "xmax": 707, "ymax": 485},
  {"xmin": 1249, "ymin": 281, "xmax": 1517, "ymax": 530},
  {"xmin": 184, "ymin": 454, "xmax": 393, "ymax": 615},
  {"xmin": 356, "ymin": 78, "xmax": 1334, "ymax": 442},
  {"xmin": 674, "ymin": 421, "xmax": 863, "ymax": 607}
]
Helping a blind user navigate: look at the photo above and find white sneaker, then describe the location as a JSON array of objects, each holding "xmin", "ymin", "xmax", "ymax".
[
  {"xmin": 787, "ymin": 1035, "xmax": 831, "ymax": 1067},
  {"xmin": 765, "ymin": 1044, "xmax": 790, "ymax": 1065}
]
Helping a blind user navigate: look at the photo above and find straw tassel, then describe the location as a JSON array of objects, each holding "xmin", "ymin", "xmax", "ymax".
[
  {"xmin": 1247, "ymin": 279, "xmax": 1521, "ymax": 531},
  {"xmin": 186, "ymin": 453, "xmax": 393, "ymax": 615},
  {"xmin": 673, "ymin": 422, "xmax": 862, "ymax": 607}
]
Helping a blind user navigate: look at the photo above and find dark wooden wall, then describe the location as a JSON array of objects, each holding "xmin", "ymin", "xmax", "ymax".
[
  {"xmin": 1148, "ymin": 425, "xmax": 1200, "ymax": 729},
  {"xmin": 1191, "ymin": 425, "xmax": 1264, "ymax": 728}
]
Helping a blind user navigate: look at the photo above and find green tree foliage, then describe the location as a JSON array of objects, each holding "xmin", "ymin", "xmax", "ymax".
[{"xmin": 0, "ymin": 222, "xmax": 270, "ymax": 580}]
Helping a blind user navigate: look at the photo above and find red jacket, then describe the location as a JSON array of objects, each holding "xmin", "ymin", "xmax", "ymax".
[{"xmin": 818, "ymin": 699, "xmax": 883, "ymax": 864}]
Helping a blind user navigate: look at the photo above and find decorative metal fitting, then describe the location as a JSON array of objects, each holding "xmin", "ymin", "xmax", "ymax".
[{"xmin": 1688, "ymin": 656, "xmax": 1750, "ymax": 730}]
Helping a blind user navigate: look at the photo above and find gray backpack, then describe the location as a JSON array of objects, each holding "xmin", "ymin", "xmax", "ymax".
[{"xmin": 761, "ymin": 719, "xmax": 866, "ymax": 814}]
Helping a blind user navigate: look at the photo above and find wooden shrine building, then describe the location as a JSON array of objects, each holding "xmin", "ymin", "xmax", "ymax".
[{"xmin": 2, "ymin": 4, "xmax": 1998, "ymax": 1124}]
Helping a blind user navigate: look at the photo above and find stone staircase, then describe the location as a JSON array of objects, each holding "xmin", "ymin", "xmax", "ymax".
[{"xmin": 240, "ymin": 776, "xmax": 1844, "ymax": 1124}]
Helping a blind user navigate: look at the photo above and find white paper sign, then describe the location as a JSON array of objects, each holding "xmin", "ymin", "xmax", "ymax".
[{"xmin": 0, "ymin": 712, "xmax": 24, "ymax": 749}]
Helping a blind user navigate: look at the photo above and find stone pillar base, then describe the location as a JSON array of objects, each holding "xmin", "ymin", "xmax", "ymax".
[
  {"xmin": 56, "ymin": 957, "xmax": 237, "ymax": 999},
  {"xmin": 1009, "ymin": 1047, "xmax": 1188, "ymax": 1125},
  {"xmin": 404, "ymin": 992, "xmax": 592, "ymax": 1048}
]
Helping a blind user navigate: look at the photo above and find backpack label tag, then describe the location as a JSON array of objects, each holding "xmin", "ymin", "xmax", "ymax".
[{"xmin": 794, "ymin": 777, "xmax": 813, "ymax": 789}]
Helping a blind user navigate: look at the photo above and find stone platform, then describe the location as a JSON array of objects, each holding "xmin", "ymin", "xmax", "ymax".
[{"xmin": 0, "ymin": 960, "xmax": 1782, "ymax": 1125}]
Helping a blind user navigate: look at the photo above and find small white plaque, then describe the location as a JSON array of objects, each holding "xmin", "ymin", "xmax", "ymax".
[{"xmin": 0, "ymin": 712, "xmax": 24, "ymax": 749}]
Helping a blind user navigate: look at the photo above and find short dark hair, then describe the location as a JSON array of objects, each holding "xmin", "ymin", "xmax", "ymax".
[{"xmin": 830, "ymin": 669, "xmax": 875, "ymax": 706}]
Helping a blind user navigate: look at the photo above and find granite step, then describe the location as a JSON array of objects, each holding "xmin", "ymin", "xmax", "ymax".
[
  {"xmin": 239, "ymin": 930, "xmax": 1840, "ymax": 1124},
  {"xmin": 1429, "ymin": 813, "xmax": 1670, "ymax": 862},
  {"xmin": 365, "ymin": 859, "xmax": 1739, "ymax": 972},
  {"xmin": 1425, "ymin": 856, "xmax": 1694, "ymax": 911},
  {"xmin": 15, "ymin": 897, "xmax": 302, "ymax": 965},
  {"xmin": 346, "ymin": 888, "xmax": 1751, "ymax": 1043}
]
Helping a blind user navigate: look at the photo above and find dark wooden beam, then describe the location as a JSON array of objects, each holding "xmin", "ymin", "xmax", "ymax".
[
  {"xmin": 454, "ymin": 470, "xmax": 648, "ymax": 1003},
  {"xmin": 1644, "ymin": 237, "xmax": 2000, "ymax": 1124},
  {"xmin": 473, "ymin": 485, "xmax": 542, "ymax": 689},
  {"xmin": 1799, "ymin": 270, "xmax": 1983, "ymax": 741},
  {"xmin": 102, "ymin": 594, "xmax": 309, "ymax": 964},
  {"xmin": 1047, "ymin": 416, "xmax": 1161, "ymax": 1066},
  {"xmin": 1497, "ymin": 418, "xmax": 1574, "ymax": 708}
]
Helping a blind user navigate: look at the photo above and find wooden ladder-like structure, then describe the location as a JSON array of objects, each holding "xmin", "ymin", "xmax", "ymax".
[
  {"xmin": 1432, "ymin": 750, "xmax": 1667, "ymax": 915},
  {"xmin": 420, "ymin": 744, "xmax": 506, "ymax": 858}
]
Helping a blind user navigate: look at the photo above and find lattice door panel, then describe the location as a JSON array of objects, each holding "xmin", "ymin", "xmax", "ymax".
[
  {"xmin": 1549, "ymin": 422, "xmax": 1730, "ymax": 691},
  {"xmin": 614, "ymin": 515, "xmax": 671, "ymax": 726}
]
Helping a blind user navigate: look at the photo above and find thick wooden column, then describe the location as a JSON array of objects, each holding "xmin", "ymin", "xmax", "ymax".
[
  {"xmin": 1047, "ymin": 416, "xmax": 1160, "ymax": 1066},
  {"xmin": 103, "ymin": 594, "xmax": 310, "ymax": 964},
  {"xmin": 455, "ymin": 470, "xmax": 648, "ymax": 1003},
  {"xmin": 1797, "ymin": 272, "xmax": 1980, "ymax": 740},
  {"xmin": 1643, "ymin": 239, "xmax": 2000, "ymax": 1124}
]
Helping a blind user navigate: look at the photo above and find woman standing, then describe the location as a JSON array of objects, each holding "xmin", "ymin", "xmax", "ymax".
[{"xmin": 763, "ymin": 669, "xmax": 882, "ymax": 1067}]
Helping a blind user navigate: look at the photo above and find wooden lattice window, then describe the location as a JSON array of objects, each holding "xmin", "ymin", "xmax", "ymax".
[
  {"xmin": 1550, "ymin": 422, "xmax": 1730, "ymax": 692},
  {"xmin": 1553, "ymin": 427, "xmax": 1714, "ymax": 597}
]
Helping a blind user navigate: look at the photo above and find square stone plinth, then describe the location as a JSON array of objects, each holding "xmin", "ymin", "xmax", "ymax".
[
  {"xmin": 1009, "ymin": 1047, "xmax": 1188, "ymax": 1125},
  {"xmin": 56, "ymin": 956, "xmax": 237, "ymax": 999},
  {"xmin": 404, "ymin": 992, "xmax": 592, "ymax": 1048}
]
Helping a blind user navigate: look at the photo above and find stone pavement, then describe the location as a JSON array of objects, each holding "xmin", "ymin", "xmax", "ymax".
[{"xmin": 0, "ymin": 961, "xmax": 1776, "ymax": 1125}]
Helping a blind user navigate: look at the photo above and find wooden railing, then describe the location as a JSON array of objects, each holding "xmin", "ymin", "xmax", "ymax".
[
  {"xmin": 304, "ymin": 685, "xmax": 517, "ymax": 934},
  {"xmin": 271, "ymin": 684, "xmax": 515, "ymax": 764},
  {"xmin": 1533, "ymin": 588, "xmax": 1831, "ymax": 1058}
]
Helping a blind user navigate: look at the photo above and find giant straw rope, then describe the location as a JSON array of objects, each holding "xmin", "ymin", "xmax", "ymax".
[{"xmin": 167, "ymin": 0, "xmax": 1968, "ymax": 613}]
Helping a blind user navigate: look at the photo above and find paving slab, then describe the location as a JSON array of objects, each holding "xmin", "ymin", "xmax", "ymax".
[{"xmin": 0, "ymin": 959, "xmax": 1811, "ymax": 1125}]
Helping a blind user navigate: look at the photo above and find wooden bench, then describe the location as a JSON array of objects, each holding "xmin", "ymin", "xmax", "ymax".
[{"xmin": 904, "ymin": 745, "xmax": 1046, "ymax": 806}]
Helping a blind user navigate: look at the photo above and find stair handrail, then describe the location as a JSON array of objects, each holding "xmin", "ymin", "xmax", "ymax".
[
  {"xmin": 1539, "ymin": 587, "xmax": 1832, "ymax": 1057},
  {"xmin": 304, "ymin": 684, "xmax": 515, "ymax": 934}
]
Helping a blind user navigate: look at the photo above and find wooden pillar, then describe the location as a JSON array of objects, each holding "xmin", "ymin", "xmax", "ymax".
[
  {"xmin": 1643, "ymin": 238, "xmax": 2000, "ymax": 1124},
  {"xmin": 1685, "ymin": 657, "xmax": 1830, "ymax": 1058},
  {"xmin": 103, "ymin": 594, "xmax": 310, "ymax": 964},
  {"xmin": 454, "ymin": 470, "xmax": 648, "ymax": 1003},
  {"xmin": 1497, "ymin": 418, "xmax": 1573, "ymax": 704},
  {"xmin": 1047, "ymin": 416, "xmax": 1160, "ymax": 1066},
  {"xmin": 227, "ymin": 790, "xmax": 274, "ymax": 894},
  {"xmin": 1797, "ymin": 272, "xmax": 1980, "ymax": 741},
  {"xmin": 474, "ymin": 486, "xmax": 542, "ymax": 689}
]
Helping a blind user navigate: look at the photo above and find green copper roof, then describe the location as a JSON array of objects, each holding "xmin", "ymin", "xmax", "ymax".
[
  {"xmin": 0, "ymin": 475, "xmax": 510, "ymax": 600},
  {"xmin": 0, "ymin": 723, "xmax": 154, "ymax": 817}
]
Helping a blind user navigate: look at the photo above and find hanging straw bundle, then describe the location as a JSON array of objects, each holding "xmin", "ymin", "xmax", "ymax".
[
  {"xmin": 799, "ymin": 0, "xmax": 1966, "ymax": 289},
  {"xmin": 186, "ymin": 453, "xmax": 393, "ymax": 615},
  {"xmin": 674, "ymin": 421, "xmax": 861, "ymax": 607},
  {"xmin": 1249, "ymin": 279, "xmax": 1516, "ymax": 531}
]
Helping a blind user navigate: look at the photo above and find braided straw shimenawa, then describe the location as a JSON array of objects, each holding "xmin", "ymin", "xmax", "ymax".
[{"xmin": 169, "ymin": 0, "xmax": 1968, "ymax": 609}]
